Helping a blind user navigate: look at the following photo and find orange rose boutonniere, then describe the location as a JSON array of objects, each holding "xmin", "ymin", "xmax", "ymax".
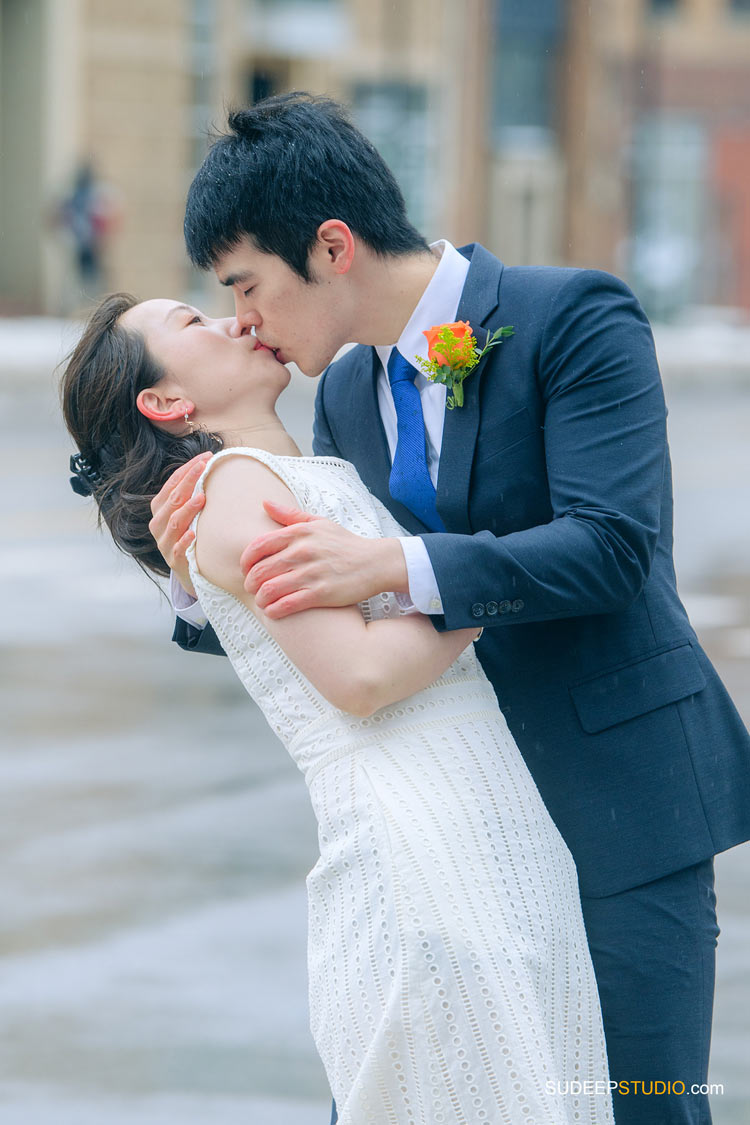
[{"xmin": 416, "ymin": 320, "xmax": 514, "ymax": 409}]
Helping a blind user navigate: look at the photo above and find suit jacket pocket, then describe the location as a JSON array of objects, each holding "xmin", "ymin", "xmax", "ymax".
[
  {"xmin": 476, "ymin": 406, "xmax": 539, "ymax": 465},
  {"xmin": 569, "ymin": 641, "xmax": 707, "ymax": 735}
]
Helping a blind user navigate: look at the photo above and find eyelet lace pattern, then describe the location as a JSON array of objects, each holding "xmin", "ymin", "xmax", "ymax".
[{"xmin": 187, "ymin": 449, "xmax": 613, "ymax": 1125}]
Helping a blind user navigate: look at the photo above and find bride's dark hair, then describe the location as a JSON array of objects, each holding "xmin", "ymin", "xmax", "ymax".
[{"xmin": 60, "ymin": 292, "xmax": 222, "ymax": 577}]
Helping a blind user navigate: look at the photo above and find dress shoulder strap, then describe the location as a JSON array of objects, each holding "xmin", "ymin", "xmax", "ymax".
[{"xmin": 193, "ymin": 446, "xmax": 307, "ymax": 509}]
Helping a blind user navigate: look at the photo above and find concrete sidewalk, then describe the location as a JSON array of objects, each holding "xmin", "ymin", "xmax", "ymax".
[
  {"xmin": 3, "ymin": 319, "xmax": 749, "ymax": 1124},
  {"xmin": 0, "ymin": 317, "xmax": 83, "ymax": 378}
]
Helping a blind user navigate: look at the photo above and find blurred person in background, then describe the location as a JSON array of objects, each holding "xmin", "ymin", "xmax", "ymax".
[
  {"xmin": 55, "ymin": 162, "xmax": 119, "ymax": 298},
  {"xmin": 62, "ymin": 290, "xmax": 616, "ymax": 1125},
  {"xmin": 150, "ymin": 92, "xmax": 750, "ymax": 1125}
]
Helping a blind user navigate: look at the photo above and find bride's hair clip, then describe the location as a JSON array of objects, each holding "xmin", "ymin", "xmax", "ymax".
[{"xmin": 69, "ymin": 451, "xmax": 101, "ymax": 497}]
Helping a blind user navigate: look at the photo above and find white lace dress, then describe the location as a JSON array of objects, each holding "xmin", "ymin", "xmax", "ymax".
[{"xmin": 186, "ymin": 448, "xmax": 614, "ymax": 1125}]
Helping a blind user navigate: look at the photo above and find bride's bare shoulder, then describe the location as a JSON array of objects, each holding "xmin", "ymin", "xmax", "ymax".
[{"xmin": 194, "ymin": 452, "xmax": 297, "ymax": 594}]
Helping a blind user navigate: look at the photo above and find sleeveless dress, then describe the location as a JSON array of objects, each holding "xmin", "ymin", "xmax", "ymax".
[{"xmin": 186, "ymin": 448, "xmax": 614, "ymax": 1125}]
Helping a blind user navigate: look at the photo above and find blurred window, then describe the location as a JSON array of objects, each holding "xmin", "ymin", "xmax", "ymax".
[
  {"xmin": 245, "ymin": 0, "xmax": 349, "ymax": 54},
  {"xmin": 648, "ymin": 0, "xmax": 681, "ymax": 14},
  {"xmin": 492, "ymin": 0, "xmax": 564, "ymax": 150},
  {"xmin": 189, "ymin": 0, "xmax": 217, "ymax": 169},
  {"xmin": 629, "ymin": 115, "xmax": 708, "ymax": 317},
  {"xmin": 351, "ymin": 83, "xmax": 433, "ymax": 237},
  {"xmin": 729, "ymin": 0, "xmax": 750, "ymax": 14}
]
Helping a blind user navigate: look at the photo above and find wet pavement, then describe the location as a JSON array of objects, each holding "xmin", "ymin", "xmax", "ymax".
[{"xmin": 1, "ymin": 331, "xmax": 749, "ymax": 1124}]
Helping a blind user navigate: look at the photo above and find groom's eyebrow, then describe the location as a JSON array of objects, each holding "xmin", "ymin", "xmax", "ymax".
[{"xmin": 218, "ymin": 270, "xmax": 253, "ymax": 288}]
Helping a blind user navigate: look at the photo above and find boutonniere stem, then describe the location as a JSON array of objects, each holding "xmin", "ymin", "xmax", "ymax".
[{"xmin": 416, "ymin": 320, "xmax": 514, "ymax": 408}]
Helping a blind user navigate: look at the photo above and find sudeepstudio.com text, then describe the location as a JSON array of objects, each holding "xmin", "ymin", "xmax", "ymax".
[{"xmin": 547, "ymin": 1080, "xmax": 725, "ymax": 1097}]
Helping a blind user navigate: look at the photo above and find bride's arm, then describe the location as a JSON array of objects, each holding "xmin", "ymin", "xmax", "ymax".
[{"xmin": 195, "ymin": 458, "xmax": 479, "ymax": 717}]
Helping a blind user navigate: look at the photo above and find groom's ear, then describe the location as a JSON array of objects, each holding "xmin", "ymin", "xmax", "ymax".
[{"xmin": 314, "ymin": 220, "xmax": 355, "ymax": 276}]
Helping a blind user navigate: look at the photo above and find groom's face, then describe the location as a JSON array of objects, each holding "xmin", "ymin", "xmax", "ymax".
[{"xmin": 215, "ymin": 237, "xmax": 350, "ymax": 378}]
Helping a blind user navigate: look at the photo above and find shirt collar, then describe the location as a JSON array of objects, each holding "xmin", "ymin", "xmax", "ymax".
[{"xmin": 375, "ymin": 240, "xmax": 471, "ymax": 373}]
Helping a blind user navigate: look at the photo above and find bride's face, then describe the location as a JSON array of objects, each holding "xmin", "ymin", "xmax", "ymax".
[{"xmin": 121, "ymin": 298, "xmax": 290, "ymax": 430}]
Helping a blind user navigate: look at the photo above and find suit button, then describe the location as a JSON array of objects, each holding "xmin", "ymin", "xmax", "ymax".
[
  {"xmin": 485, "ymin": 600, "xmax": 498, "ymax": 616},
  {"xmin": 511, "ymin": 599, "xmax": 525, "ymax": 613},
  {"xmin": 498, "ymin": 600, "xmax": 512, "ymax": 615},
  {"xmin": 471, "ymin": 603, "xmax": 485, "ymax": 618}
]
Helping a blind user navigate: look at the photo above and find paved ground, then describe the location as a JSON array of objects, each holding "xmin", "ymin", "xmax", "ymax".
[{"xmin": 1, "ymin": 322, "xmax": 748, "ymax": 1123}]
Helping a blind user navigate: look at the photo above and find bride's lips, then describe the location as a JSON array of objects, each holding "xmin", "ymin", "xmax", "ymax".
[{"xmin": 254, "ymin": 339, "xmax": 286, "ymax": 363}]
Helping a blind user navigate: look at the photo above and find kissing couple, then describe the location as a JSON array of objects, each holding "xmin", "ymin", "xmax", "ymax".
[{"xmin": 63, "ymin": 92, "xmax": 750, "ymax": 1125}]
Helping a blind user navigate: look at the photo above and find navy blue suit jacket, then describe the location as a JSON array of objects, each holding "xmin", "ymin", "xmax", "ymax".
[{"xmin": 174, "ymin": 244, "xmax": 750, "ymax": 897}]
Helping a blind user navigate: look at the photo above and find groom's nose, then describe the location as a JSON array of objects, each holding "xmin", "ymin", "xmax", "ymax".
[
  {"xmin": 233, "ymin": 299, "xmax": 261, "ymax": 334},
  {"xmin": 228, "ymin": 317, "xmax": 254, "ymax": 338}
]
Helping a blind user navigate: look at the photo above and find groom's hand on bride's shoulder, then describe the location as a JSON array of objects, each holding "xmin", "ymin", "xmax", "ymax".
[
  {"xmin": 241, "ymin": 500, "xmax": 408, "ymax": 619},
  {"xmin": 149, "ymin": 453, "xmax": 212, "ymax": 597}
]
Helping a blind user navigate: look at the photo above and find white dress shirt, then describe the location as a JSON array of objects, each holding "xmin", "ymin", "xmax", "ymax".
[
  {"xmin": 172, "ymin": 239, "xmax": 470, "ymax": 626},
  {"xmin": 374, "ymin": 239, "xmax": 470, "ymax": 613}
]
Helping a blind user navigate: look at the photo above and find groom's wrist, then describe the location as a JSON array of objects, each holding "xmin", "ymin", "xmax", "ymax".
[{"xmin": 397, "ymin": 536, "xmax": 444, "ymax": 614}]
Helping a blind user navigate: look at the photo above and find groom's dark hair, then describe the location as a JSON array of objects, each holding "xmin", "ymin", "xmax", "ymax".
[{"xmin": 184, "ymin": 91, "xmax": 429, "ymax": 280}]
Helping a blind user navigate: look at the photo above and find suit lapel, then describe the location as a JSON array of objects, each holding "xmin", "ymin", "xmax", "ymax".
[
  {"xmin": 347, "ymin": 347, "xmax": 433, "ymax": 536},
  {"xmin": 436, "ymin": 245, "xmax": 504, "ymax": 533}
]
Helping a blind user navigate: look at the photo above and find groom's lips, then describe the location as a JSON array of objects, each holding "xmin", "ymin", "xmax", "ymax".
[{"xmin": 254, "ymin": 339, "xmax": 283, "ymax": 361}]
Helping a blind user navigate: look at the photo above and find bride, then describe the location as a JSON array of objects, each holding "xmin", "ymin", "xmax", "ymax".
[{"xmin": 62, "ymin": 291, "xmax": 614, "ymax": 1125}]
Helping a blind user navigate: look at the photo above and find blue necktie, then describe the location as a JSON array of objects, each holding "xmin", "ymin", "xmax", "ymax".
[{"xmin": 387, "ymin": 350, "xmax": 445, "ymax": 531}]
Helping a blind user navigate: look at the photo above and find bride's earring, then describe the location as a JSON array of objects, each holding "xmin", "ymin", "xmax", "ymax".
[{"xmin": 184, "ymin": 408, "xmax": 195, "ymax": 433}]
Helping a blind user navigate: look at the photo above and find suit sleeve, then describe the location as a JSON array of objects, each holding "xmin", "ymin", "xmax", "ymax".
[
  {"xmin": 423, "ymin": 270, "xmax": 668, "ymax": 630},
  {"xmin": 172, "ymin": 614, "xmax": 226, "ymax": 656},
  {"xmin": 312, "ymin": 366, "xmax": 344, "ymax": 458}
]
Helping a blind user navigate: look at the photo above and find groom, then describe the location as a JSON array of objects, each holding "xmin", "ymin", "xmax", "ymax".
[{"xmin": 158, "ymin": 93, "xmax": 750, "ymax": 1123}]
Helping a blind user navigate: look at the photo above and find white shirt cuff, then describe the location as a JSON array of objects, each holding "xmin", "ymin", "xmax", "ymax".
[
  {"xmin": 169, "ymin": 570, "xmax": 208, "ymax": 630},
  {"xmin": 397, "ymin": 536, "xmax": 444, "ymax": 615}
]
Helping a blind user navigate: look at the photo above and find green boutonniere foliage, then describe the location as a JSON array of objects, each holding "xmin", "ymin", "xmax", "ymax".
[{"xmin": 416, "ymin": 320, "xmax": 514, "ymax": 408}]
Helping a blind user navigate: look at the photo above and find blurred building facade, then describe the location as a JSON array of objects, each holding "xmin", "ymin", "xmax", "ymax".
[
  {"xmin": 1, "ymin": 0, "xmax": 749, "ymax": 319},
  {"xmin": 567, "ymin": 0, "xmax": 750, "ymax": 318}
]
